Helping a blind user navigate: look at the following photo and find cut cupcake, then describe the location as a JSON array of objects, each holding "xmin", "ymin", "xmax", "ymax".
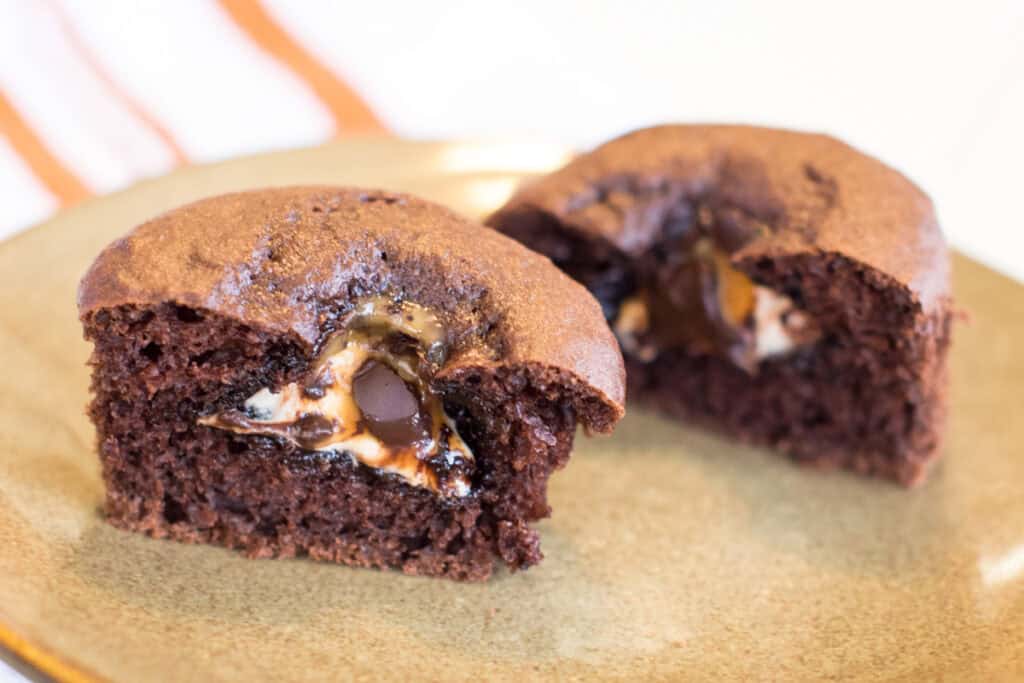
[
  {"xmin": 78, "ymin": 187, "xmax": 625, "ymax": 580},
  {"xmin": 488, "ymin": 125, "xmax": 953, "ymax": 485}
]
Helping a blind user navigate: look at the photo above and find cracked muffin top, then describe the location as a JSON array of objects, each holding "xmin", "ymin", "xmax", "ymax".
[
  {"xmin": 78, "ymin": 186, "xmax": 625, "ymax": 432},
  {"xmin": 488, "ymin": 124, "xmax": 949, "ymax": 311}
]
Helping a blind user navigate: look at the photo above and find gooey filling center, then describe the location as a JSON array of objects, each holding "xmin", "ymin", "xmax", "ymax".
[
  {"xmin": 611, "ymin": 212, "xmax": 821, "ymax": 373},
  {"xmin": 199, "ymin": 298, "xmax": 474, "ymax": 498}
]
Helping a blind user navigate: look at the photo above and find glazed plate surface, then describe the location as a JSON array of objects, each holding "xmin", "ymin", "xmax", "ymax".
[{"xmin": 0, "ymin": 140, "xmax": 1022, "ymax": 681}]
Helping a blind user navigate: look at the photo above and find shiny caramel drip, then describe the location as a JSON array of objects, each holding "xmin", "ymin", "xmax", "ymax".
[
  {"xmin": 712, "ymin": 248, "xmax": 756, "ymax": 331},
  {"xmin": 199, "ymin": 298, "xmax": 474, "ymax": 498},
  {"xmin": 343, "ymin": 296, "xmax": 446, "ymax": 365},
  {"xmin": 614, "ymin": 238, "xmax": 819, "ymax": 373}
]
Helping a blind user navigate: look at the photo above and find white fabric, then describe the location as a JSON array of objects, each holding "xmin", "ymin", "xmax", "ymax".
[
  {"xmin": 58, "ymin": 0, "xmax": 336, "ymax": 160},
  {"xmin": 1, "ymin": 3, "xmax": 1023, "ymax": 680},
  {"xmin": 1, "ymin": 0, "xmax": 1022, "ymax": 280}
]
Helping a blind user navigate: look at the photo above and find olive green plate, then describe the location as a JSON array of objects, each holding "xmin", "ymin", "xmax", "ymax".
[{"xmin": 1, "ymin": 139, "xmax": 1022, "ymax": 682}]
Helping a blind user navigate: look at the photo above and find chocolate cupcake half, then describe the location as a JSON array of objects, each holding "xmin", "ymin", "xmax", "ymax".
[
  {"xmin": 488, "ymin": 125, "xmax": 953, "ymax": 485},
  {"xmin": 78, "ymin": 187, "xmax": 625, "ymax": 580}
]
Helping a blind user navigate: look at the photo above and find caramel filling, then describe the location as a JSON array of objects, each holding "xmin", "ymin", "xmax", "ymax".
[
  {"xmin": 199, "ymin": 298, "xmax": 474, "ymax": 498},
  {"xmin": 614, "ymin": 237, "xmax": 820, "ymax": 372}
]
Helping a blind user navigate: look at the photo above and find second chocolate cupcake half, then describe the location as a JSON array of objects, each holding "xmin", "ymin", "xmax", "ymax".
[{"xmin": 488, "ymin": 124, "xmax": 953, "ymax": 486}]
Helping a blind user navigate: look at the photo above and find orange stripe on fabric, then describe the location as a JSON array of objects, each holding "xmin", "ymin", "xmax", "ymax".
[
  {"xmin": 48, "ymin": 0, "xmax": 190, "ymax": 165},
  {"xmin": 0, "ymin": 619, "xmax": 99, "ymax": 683},
  {"xmin": 0, "ymin": 90, "xmax": 91, "ymax": 205},
  {"xmin": 218, "ymin": 0, "xmax": 387, "ymax": 135}
]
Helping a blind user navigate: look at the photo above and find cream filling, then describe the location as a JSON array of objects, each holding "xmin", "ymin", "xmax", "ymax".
[
  {"xmin": 614, "ymin": 286, "xmax": 817, "ymax": 365},
  {"xmin": 614, "ymin": 296, "xmax": 656, "ymax": 362},
  {"xmin": 752, "ymin": 287, "xmax": 815, "ymax": 359},
  {"xmin": 200, "ymin": 340, "xmax": 474, "ymax": 498}
]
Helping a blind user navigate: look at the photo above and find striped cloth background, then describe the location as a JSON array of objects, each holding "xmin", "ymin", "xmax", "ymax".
[
  {"xmin": 2, "ymin": 0, "xmax": 1023, "ymax": 271},
  {"xmin": 0, "ymin": 0, "xmax": 389, "ymax": 239},
  {"xmin": 1, "ymin": 2, "xmax": 1023, "ymax": 680}
]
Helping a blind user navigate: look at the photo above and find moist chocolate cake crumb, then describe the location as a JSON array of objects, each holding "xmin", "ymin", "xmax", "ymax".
[
  {"xmin": 78, "ymin": 187, "xmax": 625, "ymax": 580},
  {"xmin": 488, "ymin": 125, "xmax": 953, "ymax": 486}
]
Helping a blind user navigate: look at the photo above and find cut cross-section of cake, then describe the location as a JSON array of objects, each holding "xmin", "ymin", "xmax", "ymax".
[
  {"xmin": 78, "ymin": 187, "xmax": 625, "ymax": 580},
  {"xmin": 488, "ymin": 125, "xmax": 953, "ymax": 486}
]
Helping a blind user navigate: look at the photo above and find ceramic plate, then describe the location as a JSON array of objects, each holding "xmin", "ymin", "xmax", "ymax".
[{"xmin": 1, "ymin": 140, "xmax": 1022, "ymax": 682}]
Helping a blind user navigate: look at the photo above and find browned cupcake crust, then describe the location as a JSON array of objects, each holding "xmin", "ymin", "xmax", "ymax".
[
  {"xmin": 78, "ymin": 186, "xmax": 625, "ymax": 580},
  {"xmin": 488, "ymin": 124, "xmax": 953, "ymax": 485}
]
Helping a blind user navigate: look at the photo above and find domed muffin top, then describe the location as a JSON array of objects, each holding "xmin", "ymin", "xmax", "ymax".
[
  {"xmin": 488, "ymin": 124, "xmax": 950, "ymax": 310},
  {"xmin": 78, "ymin": 186, "xmax": 625, "ymax": 430}
]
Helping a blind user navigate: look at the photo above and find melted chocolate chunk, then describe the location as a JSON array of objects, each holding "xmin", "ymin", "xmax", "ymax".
[
  {"xmin": 215, "ymin": 410, "xmax": 255, "ymax": 430},
  {"xmin": 197, "ymin": 296, "xmax": 480, "ymax": 498},
  {"xmin": 352, "ymin": 359, "xmax": 429, "ymax": 446},
  {"xmin": 302, "ymin": 364, "xmax": 334, "ymax": 399},
  {"xmin": 291, "ymin": 413, "xmax": 336, "ymax": 449},
  {"xmin": 614, "ymin": 207, "xmax": 769, "ymax": 372},
  {"xmin": 644, "ymin": 238, "xmax": 751, "ymax": 352}
]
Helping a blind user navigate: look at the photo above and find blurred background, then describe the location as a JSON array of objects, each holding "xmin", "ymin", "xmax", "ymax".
[
  {"xmin": 0, "ymin": 2, "xmax": 1021, "ymax": 679},
  {"xmin": 1, "ymin": 0, "xmax": 1022, "ymax": 277}
]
